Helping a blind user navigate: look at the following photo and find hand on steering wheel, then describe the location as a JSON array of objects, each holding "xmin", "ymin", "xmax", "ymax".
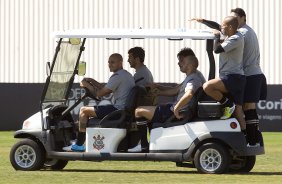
[{"xmin": 81, "ymin": 79, "xmax": 101, "ymax": 101}]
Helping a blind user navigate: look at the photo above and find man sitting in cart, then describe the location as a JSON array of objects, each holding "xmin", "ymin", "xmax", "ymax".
[
  {"xmin": 128, "ymin": 46, "xmax": 155, "ymax": 152},
  {"xmin": 134, "ymin": 48, "xmax": 206, "ymax": 151},
  {"xmin": 64, "ymin": 53, "xmax": 135, "ymax": 152}
]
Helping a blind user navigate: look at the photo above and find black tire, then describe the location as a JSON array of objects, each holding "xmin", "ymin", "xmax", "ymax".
[
  {"xmin": 10, "ymin": 139, "xmax": 45, "ymax": 171},
  {"xmin": 194, "ymin": 143, "xmax": 231, "ymax": 174},
  {"xmin": 44, "ymin": 159, "xmax": 68, "ymax": 170},
  {"xmin": 229, "ymin": 156, "xmax": 256, "ymax": 173}
]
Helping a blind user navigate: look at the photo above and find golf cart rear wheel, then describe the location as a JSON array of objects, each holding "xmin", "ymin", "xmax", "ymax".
[
  {"xmin": 10, "ymin": 139, "xmax": 45, "ymax": 171},
  {"xmin": 194, "ymin": 143, "xmax": 231, "ymax": 174},
  {"xmin": 229, "ymin": 156, "xmax": 256, "ymax": 173},
  {"xmin": 44, "ymin": 159, "xmax": 68, "ymax": 170}
]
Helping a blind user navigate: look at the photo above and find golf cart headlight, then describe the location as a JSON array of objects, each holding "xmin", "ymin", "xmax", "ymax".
[{"xmin": 23, "ymin": 120, "xmax": 30, "ymax": 129}]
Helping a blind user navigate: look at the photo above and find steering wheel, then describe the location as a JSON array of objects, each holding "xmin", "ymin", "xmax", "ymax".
[{"xmin": 82, "ymin": 80, "xmax": 101, "ymax": 101}]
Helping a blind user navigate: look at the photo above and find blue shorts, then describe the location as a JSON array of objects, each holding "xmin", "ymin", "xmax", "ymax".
[
  {"xmin": 221, "ymin": 74, "xmax": 246, "ymax": 105},
  {"xmin": 151, "ymin": 103, "xmax": 174, "ymax": 123},
  {"xmin": 94, "ymin": 105, "xmax": 118, "ymax": 119},
  {"xmin": 244, "ymin": 74, "xmax": 267, "ymax": 103}
]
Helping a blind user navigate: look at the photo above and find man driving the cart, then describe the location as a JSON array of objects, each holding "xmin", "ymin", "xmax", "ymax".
[{"xmin": 64, "ymin": 53, "xmax": 135, "ymax": 152}]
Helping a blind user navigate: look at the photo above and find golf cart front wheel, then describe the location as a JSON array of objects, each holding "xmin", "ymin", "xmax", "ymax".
[
  {"xmin": 10, "ymin": 139, "xmax": 45, "ymax": 171},
  {"xmin": 194, "ymin": 143, "xmax": 231, "ymax": 174}
]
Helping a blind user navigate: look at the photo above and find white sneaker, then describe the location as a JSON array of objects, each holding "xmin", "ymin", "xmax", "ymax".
[
  {"xmin": 128, "ymin": 144, "xmax": 142, "ymax": 152},
  {"xmin": 247, "ymin": 143, "xmax": 260, "ymax": 147},
  {"xmin": 63, "ymin": 145, "xmax": 73, "ymax": 151},
  {"xmin": 62, "ymin": 140, "xmax": 76, "ymax": 151}
]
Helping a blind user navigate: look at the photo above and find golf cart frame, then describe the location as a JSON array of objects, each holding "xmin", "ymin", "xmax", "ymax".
[{"xmin": 10, "ymin": 29, "xmax": 264, "ymax": 174}]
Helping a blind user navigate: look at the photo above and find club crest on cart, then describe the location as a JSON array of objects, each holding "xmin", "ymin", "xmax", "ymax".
[{"xmin": 93, "ymin": 134, "xmax": 105, "ymax": 150}]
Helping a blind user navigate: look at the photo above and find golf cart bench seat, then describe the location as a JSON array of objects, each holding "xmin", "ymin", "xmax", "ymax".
[
  {"xmin": 87, "ymin": 85, "xmax": 148, "ymax": 128},
  {"xmin": 152, "ymin": 87, "xmax": 222, "ymax": 129}
]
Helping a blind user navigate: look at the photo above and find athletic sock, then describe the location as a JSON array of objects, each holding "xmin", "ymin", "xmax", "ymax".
[
  {"xmin": 138, "ymin": 125, "xmax": 149, "ymax": 149},
  {"xmin": 219, "ymin": 96, "xmax": 233, "ymax": 107},
  {"xmin": 244, "ymin": 109, "xmax": 259, "ymax": 145},
  {"xmin": 76, "ymin": 132, "xmax": 86, "ymax": 146}
]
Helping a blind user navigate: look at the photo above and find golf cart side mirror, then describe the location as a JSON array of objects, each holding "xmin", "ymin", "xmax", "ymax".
[
  {"xmin": 69, "ymin": 38, "xmax": 81, "ymax": 45},
  {"xmin": 77, "ymin": 61, "xmax": 86, "ymax": 76},
  {"xmin": 46, "ymin": 62, "xmax": 51, "ymax": 76}
]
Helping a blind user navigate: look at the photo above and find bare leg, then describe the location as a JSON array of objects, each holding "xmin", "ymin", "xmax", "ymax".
[
  {"xmin": 203, "ymin": 78, "xmax": 228, "ymax": 101},
  {"xmin": 135, "ymin": 106, "xmax": 157, "ymax": 121},
  {"xmin": 79, "ymin": 106, "xmax": 97, "ymax": 132},
  {"xmin": 243, "ymin": 103, "xmax": 256, "ymax": 111},
  {"xmin": 233, "ymin": 105, "xmax": 246, "ymax": 130}
]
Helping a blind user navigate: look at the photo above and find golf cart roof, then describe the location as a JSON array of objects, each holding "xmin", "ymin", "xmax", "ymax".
[{"xmin": 53, "ymin": 28, "xmax": 215, "ymax": 40}]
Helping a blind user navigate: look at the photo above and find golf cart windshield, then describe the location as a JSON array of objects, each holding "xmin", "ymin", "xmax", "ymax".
[{"xmin": 41, "ymin": 40, "xmax": 83, "ymax": 106}]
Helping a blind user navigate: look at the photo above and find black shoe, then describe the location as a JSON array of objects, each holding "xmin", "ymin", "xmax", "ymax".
[{"xmin": 141, "ymin": 147, "xmax": 149, "ymax": 153}]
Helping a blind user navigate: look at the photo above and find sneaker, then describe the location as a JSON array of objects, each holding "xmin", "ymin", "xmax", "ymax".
[
  {"xmin": 62, "ymin": 140, "xmax": 76, "ymax": 151},
  {"xmin": 71, "ymin": 144, "xmax": 85, "ymax": 152},
  {"xmin": 63, "ymin": 144, "xmax": 85, "ymax": 152},
  {"xmin": 128, "ymin": 144, "xmax": 142, "ymax": 152},
  {"xmin": 247, "ymin": 143, "xmax": 260, "ymax": 147},
  {"xmin": 220, "ymin": 104, "xmax": 235, "ymax": 120},
  {"xmin": 62, "ymin": 145, "xmax": 73, "ymax": 151}
]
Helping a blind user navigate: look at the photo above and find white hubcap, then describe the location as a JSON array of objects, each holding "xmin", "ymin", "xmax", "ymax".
[
  {"xmin": 199, "ymin": 148, "xmax": 222, "ymax": 172},
  {"xmin": 14, "ymin": 145, "xmax": 37, "ymax": 168}
]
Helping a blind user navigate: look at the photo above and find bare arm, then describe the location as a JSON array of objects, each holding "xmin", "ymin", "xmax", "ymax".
[
  {"xmin": 96, "ymin": 87, "xmax": 112, "ymax": 97},
  {"xmin": 173, "ymin": 89, "xmax": 194, "ymax": 119},
  {"xmin": 80, "ymin": 77, "xmax": 111, "ymax": 98},
  {"xmin": 82, "ymin": 77, "xmax": 104, "ymax": 89}
]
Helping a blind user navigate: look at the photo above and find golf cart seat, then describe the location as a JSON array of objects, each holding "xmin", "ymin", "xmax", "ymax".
[{"xmin": 87, "ymin": 85, "xmax": 147, "ymax": 128}]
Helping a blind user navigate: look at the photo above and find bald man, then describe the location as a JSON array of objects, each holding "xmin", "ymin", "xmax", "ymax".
[
  {"xmin": 191, "ymin": 8, "xmax": 267, "ymax": 145},
  {"xmin": 203, "ymin": 16, "xmax": 246, "ymax": 131},
  {"xmin": 64, "ymin": 53, "xmax": 135, "ymax": 152}
]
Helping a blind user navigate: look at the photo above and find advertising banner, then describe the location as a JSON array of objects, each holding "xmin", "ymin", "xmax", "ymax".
[{"xmin": 0, "ymin": 84, "xmax": 281, "ymax": 131}]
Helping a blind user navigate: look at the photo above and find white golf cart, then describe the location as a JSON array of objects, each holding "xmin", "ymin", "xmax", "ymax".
[{"xmin": 10, "ymin": 29, "xmax": 264, "ymax": 174}]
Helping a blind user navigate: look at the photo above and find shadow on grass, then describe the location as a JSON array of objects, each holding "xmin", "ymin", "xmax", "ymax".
[
  {"xmin": 42, "ymin": 169, "xmax": 282, "ymax": 175},
  {"xmin": 229, "ymin": 171, "xmax": 282, "ymax": 176},
  {"xmin": 42, "ymin": 169, "xmax": 198, "ymax": 174}
]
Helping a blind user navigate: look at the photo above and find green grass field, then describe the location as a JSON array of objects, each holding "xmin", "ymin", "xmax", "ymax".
[{"xmin": 1, "ymin": 131, "xmax": 282, "ymax": 184}]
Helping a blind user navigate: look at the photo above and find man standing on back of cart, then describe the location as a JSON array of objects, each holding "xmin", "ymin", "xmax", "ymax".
[
  {"xmin": 127, "ymin": 46, "xmax": 154, "ymax": 152},
  {"xmin": 63, "ymin": 53, "xmax": 135, "ymax": 152},
  {"xmin": 190, "ymin": 8, "xmax": 267, "ymax": 146},
  {"xmin": 201, "ymin": 16, "xmax": 246, "ymax": 136}
]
